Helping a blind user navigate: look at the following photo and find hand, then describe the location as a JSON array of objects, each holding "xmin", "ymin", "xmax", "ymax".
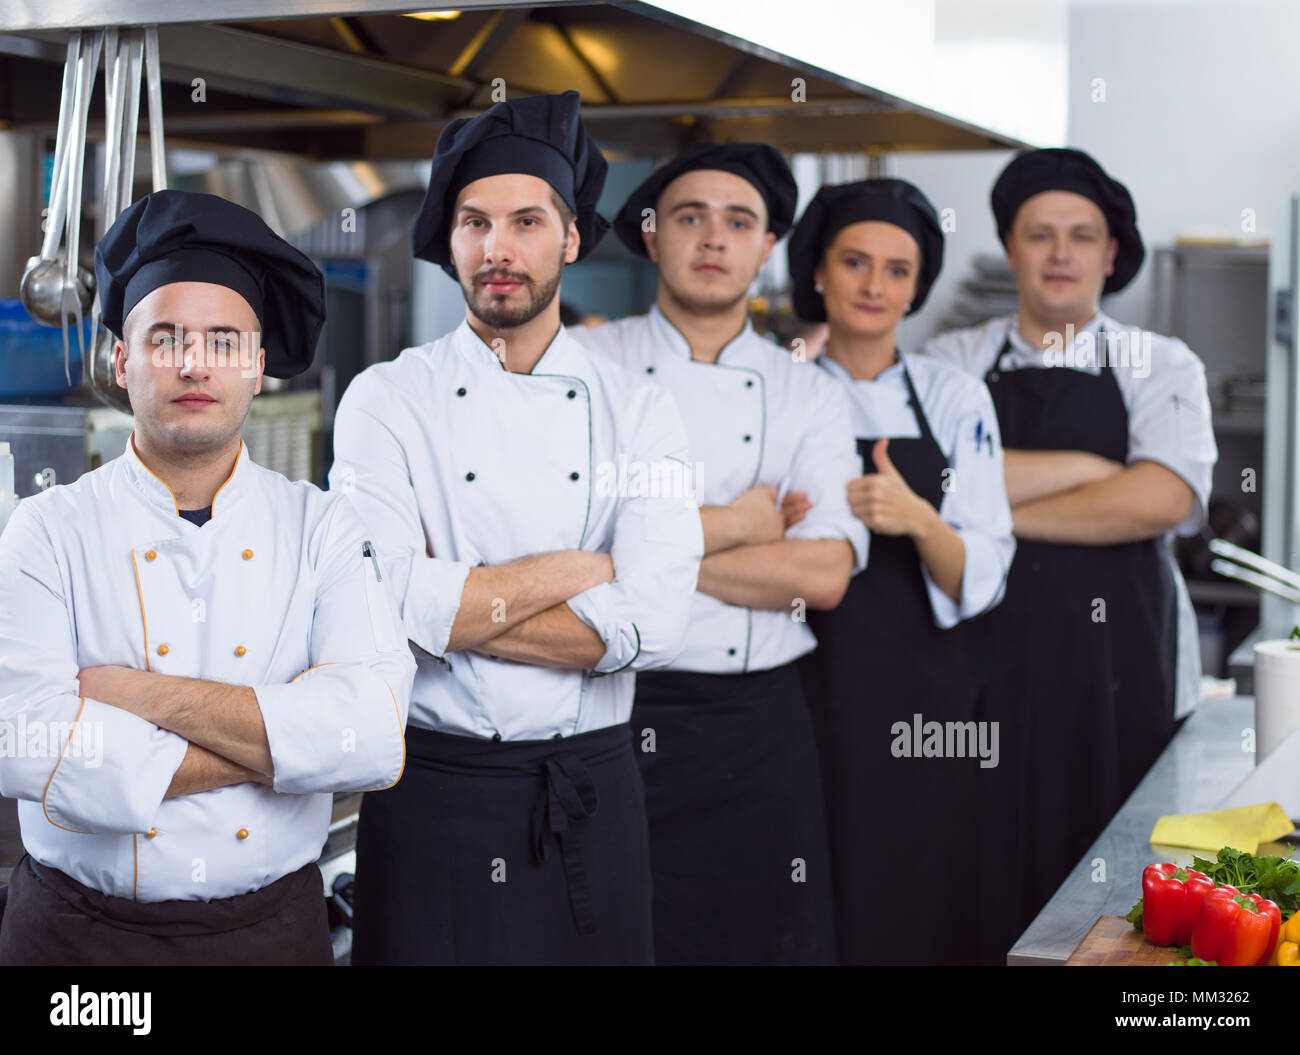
[
  {"xmin": 781, "ymin": 490, "xmax": 812, "ymax": 530},
  {"xmin": 77, "ymin": 665, "xmax": 149, "ymax": 715},
  {"xmin": 730, "ymin": 485, "xmax": 786, "ymax": 545},
  {"xmin": 847, "ymin": 439, "xmax": 936, "ymax": 537}
]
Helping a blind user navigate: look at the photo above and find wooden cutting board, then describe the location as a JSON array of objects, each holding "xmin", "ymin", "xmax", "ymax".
[{"xmin": 1066, "ymin": 915, "xmax": 1182, "ymax": 966}]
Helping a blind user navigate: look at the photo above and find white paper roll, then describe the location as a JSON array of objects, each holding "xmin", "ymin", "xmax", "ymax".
[{"xmin": 1252, "ymin": 639, "xmax": 1300, "ymax": 762}]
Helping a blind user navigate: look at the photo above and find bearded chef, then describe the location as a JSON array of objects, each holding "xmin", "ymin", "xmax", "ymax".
[
  {"xmin": 570, "ymin": 143, "xmax": 868, "ymax": 965},
  {"xmin": 329, "ymin": 91, "xmax": 704, "ymax": 966},
  {"xmin": 0, "ymin": 190, "xmax": 414, "ymax": 966}
]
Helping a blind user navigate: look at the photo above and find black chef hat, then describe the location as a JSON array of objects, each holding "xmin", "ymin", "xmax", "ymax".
[
  {"xmin": 93, "ymin": 189, "xmax": 325, "ymax": 379},
  {"xmin": 786, "ymin": 178, "xmax": 944, "ymax": 322},
  {"xmin": 991, "ymin": 147, "xmax": 1144, "ymax": 294},
  {"xmin": 613, "ymin": 142, "xmax": 797, "ymax": 257},
  {"xmin": 412, "ymin": 90, "xmax": 609, "ymax": 278}
]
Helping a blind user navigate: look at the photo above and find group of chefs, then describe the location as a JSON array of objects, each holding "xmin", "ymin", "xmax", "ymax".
[{"xmin": 0, "ymin": 88, "xmax": 1217, "ymax": 966}]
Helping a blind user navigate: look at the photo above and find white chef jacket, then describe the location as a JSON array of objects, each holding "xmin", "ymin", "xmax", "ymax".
[
  {"xmin": 920, "ymin": 311, "xmax": 1217, "ymax": 718},
  {"xmin": 329, "ymin": 319, "xmax": 704, "ymax": 740},
  {"xmin": 0, "ymin": 434, "xmax": 414, "ymax": 902},
  {"xmin": 816, "ymin": 350, "xmax": 1015, "ymax": 628},
  {"xmin": 569, "ymin": 305, "xmax": 869, "ymax": 674}
]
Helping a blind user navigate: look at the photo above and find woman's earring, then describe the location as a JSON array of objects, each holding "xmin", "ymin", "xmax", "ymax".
[
  {"xmin": 904, "ymin": 301, "xmax": 913, "ymax": 312},
  {"xmin": 814, "ymin": 282, "xmax": 824, "ymax": 293}
]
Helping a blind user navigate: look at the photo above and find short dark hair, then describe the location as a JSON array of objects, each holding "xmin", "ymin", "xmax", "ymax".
[{"xmin": 549, "ymin": 188, "xmax": 576, "ymax": 234}]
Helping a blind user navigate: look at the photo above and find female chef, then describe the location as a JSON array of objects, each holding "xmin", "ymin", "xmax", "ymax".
[{"xmin": 787, "ymin": 178, "xmax": 1015, "ymax": 964}]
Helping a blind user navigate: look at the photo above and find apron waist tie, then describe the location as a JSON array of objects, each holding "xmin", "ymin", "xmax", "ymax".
[{"xmin": 530, "ymin": 752, "xmax": 600, "ymax": 934}]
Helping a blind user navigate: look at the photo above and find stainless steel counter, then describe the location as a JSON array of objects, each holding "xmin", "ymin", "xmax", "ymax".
[{"xmin": 1007, "ymin": 694, "xmax": 1279, "ymax": 964}]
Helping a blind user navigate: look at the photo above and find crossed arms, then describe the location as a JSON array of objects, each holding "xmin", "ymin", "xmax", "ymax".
[
  {"xmin": 1004, "ymin": 451, "xmax": 1195, "ymax": 544},
  {"xmin": 0, "ymin": 499, "xmax": 413, "ymax": 830},
  {"xmin": 331, "ymin": 376, "xmax": 704, "ymax": 676},
  {"xmin": 442, "ymin": 486, "xmax": 855, "ymax": 665},
  {"xmin": 446, "ymin": 549, "xmax": 613, "ymax": 668}
]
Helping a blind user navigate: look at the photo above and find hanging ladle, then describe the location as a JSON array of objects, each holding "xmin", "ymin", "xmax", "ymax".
[
  {"xmin": 85, "ymin": 26, "xmax": 162, "ymax": 413},
  {"xmin": 85, "ymin": 29, "xmax": 136, "ymax": 410},
  {"xmin": 19, "ymin": 31, "xmax": 94, "ymax": 329},
  {"xmin": 20, "ymin": 29, "xmax": 103, "ymax": 392}
]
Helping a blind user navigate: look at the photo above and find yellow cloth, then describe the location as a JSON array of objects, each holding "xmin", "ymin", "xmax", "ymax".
[{"xmin": 1149, "ymin": 802, "xmax": 1294, "ymax": 855}]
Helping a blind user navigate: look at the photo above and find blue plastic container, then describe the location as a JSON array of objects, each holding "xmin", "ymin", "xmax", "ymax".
[{"xmin": 0, "ymin": 298, "xmax": 90, "ymax": 398}]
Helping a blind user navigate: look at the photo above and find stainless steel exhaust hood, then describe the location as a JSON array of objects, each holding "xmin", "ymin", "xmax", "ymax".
[{"xmin": 0, "ymin": 3, "xmax": 1032, "ymax": 164}]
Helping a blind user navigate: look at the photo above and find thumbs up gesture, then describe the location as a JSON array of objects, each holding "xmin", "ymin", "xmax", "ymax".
[
  {"xmin": 872, "ymin": 437, "xmax": 899, "ymax": 478},
  {"xmin": 846, "ymin": 438, "xmax": 931, "ymax": 536}
]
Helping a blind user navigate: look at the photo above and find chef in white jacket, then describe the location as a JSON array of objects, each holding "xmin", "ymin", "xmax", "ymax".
[
  {"xmin": 919, "ymin": 148, "xmax": 1217, "ymax": 961},
  {"xmin": 570, "ymin": 143, "xmax": 868, "ymax": 965},
  {"xmin": 0, "ymin": 190, "xmax": 413, "ymax": 966},
  {"xmin": 785, "ymin": 177, "xmax": 1014, "ymax": 965},
  {"xmin": 330, "ymin": 91, "xmax": 704, "ymax": 965}
]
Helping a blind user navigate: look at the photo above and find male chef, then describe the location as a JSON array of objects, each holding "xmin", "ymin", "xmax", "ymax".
[
  {"xmin": 329, "ymin": 91, "xmax": 704, "ymax": 965},
  {"xmin": 569, "ymin": 143, "xmax": 868, "ymax": 964},
  {"xmin": 919, "ymin": 148, "xmax": 1217, "ymax": 962},
  {"xmin": 0, "ymin": 190, "xmax": 414, "ymax": 966}
]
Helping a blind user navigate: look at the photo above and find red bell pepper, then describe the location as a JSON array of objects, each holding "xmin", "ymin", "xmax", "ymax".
[
  {"xmin": 1189, "ymin": 885, "xmax": 1282, "ymax": 966},
  {"xmin": 1141, "ymin": 863, "xmax": 1215, "ymax": 947}
]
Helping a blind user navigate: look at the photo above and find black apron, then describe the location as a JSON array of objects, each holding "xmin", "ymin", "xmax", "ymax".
[
  {"xmin": 0, "ymin": 854, "xmax": 331, "ymax": 966},
  {"xmin": 632, "ymin": 662, "xmax": 835, "ymax": 965},
  {"xmin": 800, "ymin": 359, "xmax": 978, "ymax": 965},
  {"xmin": 969, "ymin": 333, "xmax": 1178, "ymax": 962},
  {"xmin": 350, "ymin": 721, "xmax": 653, "ymax": 965}
]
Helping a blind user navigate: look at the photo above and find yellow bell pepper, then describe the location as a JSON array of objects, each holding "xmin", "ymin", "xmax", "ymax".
[{"xmin": 1275, "ymin": 913, "xmax": 1300, "ymax": 966}]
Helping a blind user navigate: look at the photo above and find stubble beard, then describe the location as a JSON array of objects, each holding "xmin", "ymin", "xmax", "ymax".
[{"xmin": 461, "ymin": 244, "xmax": 565, "ymax": 330}]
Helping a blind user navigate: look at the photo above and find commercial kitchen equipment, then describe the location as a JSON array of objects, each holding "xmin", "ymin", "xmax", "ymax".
[{"xmin": 0, "ymin": 0, "xmax": 1062, "ymax": 965}]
